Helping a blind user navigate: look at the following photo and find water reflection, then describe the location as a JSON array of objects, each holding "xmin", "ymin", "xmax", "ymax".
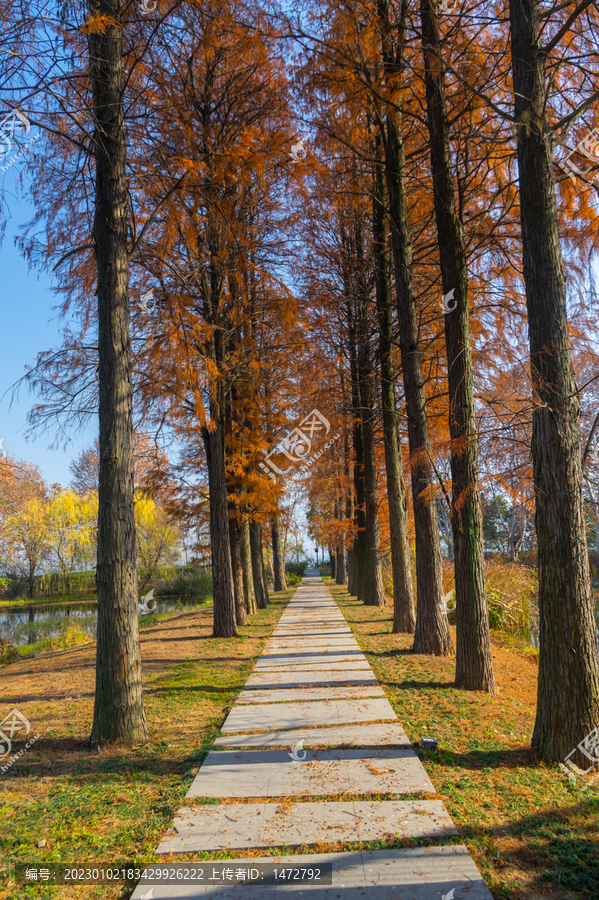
[{"xmin": 0, "ymin": 596, "xmax": 209, "ymax": 647}]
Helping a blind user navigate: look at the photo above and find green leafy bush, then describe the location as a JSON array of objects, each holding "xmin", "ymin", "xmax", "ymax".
[
  {"xmin": 155, "ymin": 570, "xmax": 212, "ymax": 597},
  {"xmin": 285, "ymin": 562, "xmax": 307, "ymax": 578}
]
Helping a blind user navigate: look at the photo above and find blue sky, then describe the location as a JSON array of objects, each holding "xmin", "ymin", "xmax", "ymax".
[{"xmin": 0, "ymin": 196, "xmax": 97, "ymax": 487}]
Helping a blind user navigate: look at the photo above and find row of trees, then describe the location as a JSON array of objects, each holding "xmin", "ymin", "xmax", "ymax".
[{"xmin": 1, "ymin": 0, "xmax": 598, "ymax": 763}]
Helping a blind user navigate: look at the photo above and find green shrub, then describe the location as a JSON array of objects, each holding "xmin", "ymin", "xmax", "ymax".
[
  {"xmin": 285, "ymin": 562, "xmax": 307, "ymax": 578},
  {"xmin": 155, "ymin": 570, "xmax": 212, "ymax": 597},
  {"xmin": 286, "ymin": 572, "xmax": 302, "ymax": 585}
]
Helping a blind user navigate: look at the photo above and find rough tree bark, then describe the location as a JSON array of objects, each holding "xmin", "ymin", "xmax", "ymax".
[
  {"xmin": 241, "ymin": 516, "xmax": 256, "ymax": 614},
  {"xmin": 347, "ymin": 301, "xmax": 368, "ymax": 604},
  {"xmin": 250, "ymin": 521, "xmax": 268, "ymax": 609},
  {"xmin": 335, "ymin": 497, "xmax": 348, "ymax": 584},
  {"xmin": 344, "ymin": 222, "xmax": 385, "ymax": 607},
  {"xmin": 372, "ymin": 131, "xmax": 416, "ymax": 632},
  {"xmin": 342, "ymin": 373, "xmax": 356, "ymax": 595},
  {"xmin": 203, "ymin": 412, "xmax": 237, "ymax": 637},
  {"xmin": 336, "ymin": 531, "xmax": 347, "ymax": 584},
  {"xmin": 508, "ymin": 0, "xmax": 599, "ymax": 757},
  {"xmin": 357, "ymin": 296, "xmax": 385, "ymax": 608},
  {"xmin": 228, "ymin": 511, "xmax": 247, "ymax": 627},
  {"xmin": 89, "ymin": 0, "xmax": 149, "ymax": 747},
  {"xmin": 272, "ymin": 517, "xmax": 287, "ymax": 591},
  {"xmin": 259, "ymin": 523, "xmax": 270, "ymax": 606},
  {"xmin": 420, "ymin": 0, "xmax": 495, "ymax": 692},
  {"xmin": 376, "ymin": 0, "xmax": 451, "ymax": 655}
]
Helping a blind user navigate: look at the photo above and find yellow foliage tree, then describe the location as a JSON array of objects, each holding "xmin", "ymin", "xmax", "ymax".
[
  {"xmin": 3, "ymin": 498, "xmax": 50, "ymax": 599},
  {"xmin": 46, "ymin": 489, "xmax": 98, "ymax": 580},
  {"xmin": 135, "ymin": 494, "xmax": 181, "ymax": 590}
]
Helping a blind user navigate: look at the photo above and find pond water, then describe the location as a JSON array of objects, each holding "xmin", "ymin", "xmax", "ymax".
[
  {"xmin": 0, "ymin": 596, "xmax": 210, "ymax": 647},
  {"xmin": 529, "ymin": 601, "xmax": 599, "ymax": 649}
]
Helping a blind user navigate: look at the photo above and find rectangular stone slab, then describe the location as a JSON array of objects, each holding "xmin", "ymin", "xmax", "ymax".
[
  {"xmin": 268, "ymin": 637, "xmax": 353, "ymax": 643},
  {"xmin": 265, "ymin": 638, "xmax": 359, "ymax": 645},
  {"xmin": 269, "ymin": 620, "xmax": 349, "ymax": 624},
  {"xmin": 277, "ymin": 608, "xmax": 344, "ymax": 613},
  {"xmin": 262, "ymin": 641, "xmax": 359, "ymax": 648},
  {"xmin": 275, "ymin": 619, "xmax": 347, "ymax": 624},
  {"xmin": 270, "ymin": 629, "xmax": 351, "ymax": 636},
  {"xmin": 186, "ymin": 748, "xmax": 434, "ymax": 798},
  {"xmin": 263, "ymin": 645, "xmax": 361, "ymax": 654},
  {"xmin": 276, "ymin": 618, "xmax": 346, "ymax": 623},
  {"xmin": 270, "ymin": 619, "xmax": 349, "ymax": 624},
  {"xmin": 262, "ymin": 650, "xmax": 361, "ymax": 658},
  {"xmin": 244, "ymin": 671, "xmax": 378, "ymax": 688},
  {"xmin": 236, "ymin": 686, "xmax": 385, "ymax": 704},
  {"xmin": 221, "ymin": 697, "xmax": 396, "ymax": 733},
  {"xmin": 156, "ymin": 800, "xmax": 458, "ymax": 853},
  {"xmin": 266, "ymin": 634, "xmax": 357, "ymax": 641},
  {"xmin": 213, "ymin": 723, "xmax": 412, "ymax": 749},
  {"xmin": 266, "ymin": 628, "xmax": 358, "ymax": 647},
  {"xmin": 250, "ymin": 662, "xmax": 372, "ymax": 674},
  {"xmin": 275, "ymin": 615, "xmax": 347, "ymax": 619},
  {"xmin": 255, "ymin": 654, "xmax": 367, "ymax": 668},
  {"xmin": 130, "ymin": 847, "xmax": 494, "ymax": 898}
]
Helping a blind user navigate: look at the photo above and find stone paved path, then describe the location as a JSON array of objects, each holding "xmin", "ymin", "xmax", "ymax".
[{"xmin": 131, "ymin": 571, "xmax": 494, "ymax": 899}]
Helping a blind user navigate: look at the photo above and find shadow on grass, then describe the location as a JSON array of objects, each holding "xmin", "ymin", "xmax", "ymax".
[
  {"xmin": 2, "ymin": 730, "xmax": 222, "ymax": 780},
  {"xmin": 146, "ymin": 683, "xmax": 246, "ymax": 696},
  {"xmin": 384, "ymin": 678, "xmax": 454, "ymax": 690},
  {"xmin": 455, "ymin": 800, "xmax": 599, "ymax": 898},
  {"xmin": 416, "ymin": 745, "xmax": 539, "ymax": 770}
]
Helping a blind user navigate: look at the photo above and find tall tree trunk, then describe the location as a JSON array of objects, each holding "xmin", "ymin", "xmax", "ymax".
[
  {"xmin": 336, "ymin": 503, "xmax": 347, "ymax": 586},
  {"xmin": 438, "ymin": 498, "xmax": 454, "ymax": 560},
  {"xmin": 347, "ymin": 292, "xmax": 368, "ymax": 604},
  {"xmin": 229, "ymin": 512, "xmax": 247, "ymax": 627},
  {"xmin": 260, "ymin": 523, "xmax": 270, "ymax": 604},
  {"xmin": 352, "ymin": 215, "xmax": 385, "ymax": 608},
  {"xmin": 352, "ymin": 416, "xmax": 367, "ymax": 602},
  {"xmin": 348, "ymin": 548, "xmax": 357, "ymax": 596},
  {"xmin": 330, "ymin": 549, "xmax": 336, "ymax": 580},
  {"xmin": 89, "ymin": 0, "xmax": 149, "ymax": 747},
  {"xmin": 250, "ymin": 521, "xmax": 268, "ymax": 609},
  {"xmin": 225, "ymin": 358, "xmax": 247, "ymax": 627},
  {"xmin": 377, "ymin": 0, "xmax": 451, "ymax": 656},
  {"xmin": 373, "ymin": 132, "xmax": 416, "ymax": 632},
  {"xmin": 203, "ymin": 412, "xmax": 237, "ymax": 638},
  {"xmin": 336, "ymin": 546, "xmax": 347, "ymax": 584},
  {"xmin": 358, "ymin": 327, "xmax": 385, "ymax": 608},
  {"xmin": 508, "ymin": 0, "xmax": 599, "ymax": 757},
  {"xmin": 340, "ymin": 369, "xmax": 354, "ymax": 594},
  {"xmin": 272, "ymin": 517, "xmax": 287, "ymax": 591},
  {"xmin": 419, "ymin": 0, "xmax": 495, "ymax": 692},
  {"xmin": 241, "ymin": 517, "xmax": 256, "ymax": 614}
]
